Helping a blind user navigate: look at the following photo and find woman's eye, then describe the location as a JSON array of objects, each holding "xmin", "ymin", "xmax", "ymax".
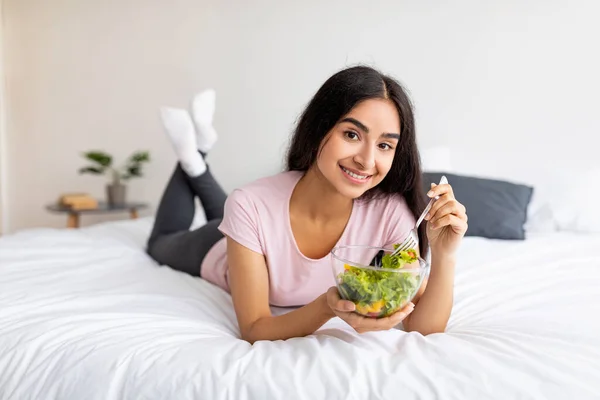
[
  {"xmin": 344, "ymin": 131, "xmax": 359, "ymax": 140},
  {"xmin": 379, "ymin": 143, "xmax": 394, "ymax": 150}
]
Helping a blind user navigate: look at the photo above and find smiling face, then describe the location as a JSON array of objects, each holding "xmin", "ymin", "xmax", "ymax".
[{"xmin": 314, "ymin": 98, "xmax": 401, "ymax": 199}]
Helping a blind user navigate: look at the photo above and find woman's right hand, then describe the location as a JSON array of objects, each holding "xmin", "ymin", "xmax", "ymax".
[{"xmin": 325, "ymin": 287, "xmax": 415, "ymax": 334}]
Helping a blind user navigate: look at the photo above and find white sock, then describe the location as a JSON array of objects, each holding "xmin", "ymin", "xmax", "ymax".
[
  {"xmin": 159, "ymin": 107, "xmax": 206, "ymax": 177},
  {"xmin": 190, "ymin": 89, "xmax": 218, "ymax": 153}
]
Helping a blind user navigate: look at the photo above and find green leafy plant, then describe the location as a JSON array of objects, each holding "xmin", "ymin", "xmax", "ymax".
[{"xmin": 79, "ymin": 150, "xmax": 150, "ymax": 185}]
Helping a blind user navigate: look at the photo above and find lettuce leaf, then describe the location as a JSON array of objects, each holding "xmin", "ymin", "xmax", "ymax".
[{"xmin": 337, "ymin": 246, "xmax": 420, "ymax": 317}]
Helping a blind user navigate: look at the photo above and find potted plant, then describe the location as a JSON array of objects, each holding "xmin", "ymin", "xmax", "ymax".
[{"xmin": 79, "ymin": 150, "xmax": 150, "ymax": 206}]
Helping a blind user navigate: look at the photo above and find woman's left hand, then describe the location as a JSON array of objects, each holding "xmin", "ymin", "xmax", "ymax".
[{"xmin": 424, "ymin": 182, "xmax": 468, "ymax": 257}]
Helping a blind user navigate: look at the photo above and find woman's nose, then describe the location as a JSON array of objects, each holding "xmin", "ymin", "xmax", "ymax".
[{"xmin": 353, "ymin": 145, "xmax": 375, "ymax": 171}]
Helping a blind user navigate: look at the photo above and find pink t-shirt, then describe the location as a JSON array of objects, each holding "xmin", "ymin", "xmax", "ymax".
[{"xmin": 200, "ymin": 171, "xmax": 415, "ymax": 307}]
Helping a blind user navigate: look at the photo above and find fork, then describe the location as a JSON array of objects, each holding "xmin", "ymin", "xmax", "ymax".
[{"xmin": 390, "ymin": 175, "xmax": 448, "ymax": 256}]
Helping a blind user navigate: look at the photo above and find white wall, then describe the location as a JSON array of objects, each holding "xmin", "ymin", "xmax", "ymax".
[{"xmin": 3, "ymin": 0, "xmax": 600, "ymax": 232}]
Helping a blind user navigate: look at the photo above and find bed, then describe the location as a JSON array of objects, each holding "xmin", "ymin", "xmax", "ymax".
[{"xmin": 1, "ymin": 217, "xmax": 599, "ymax": 399}]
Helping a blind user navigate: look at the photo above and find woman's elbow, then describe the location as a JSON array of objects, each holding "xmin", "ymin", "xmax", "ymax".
[
  {"xmin": 239, "ymin": 326, "xmax": 258, "ymax": 344},
  {"xmin": 239, "ymin": 319, "xmax": 265, "ymax": 344},
  {"xmin": 240, "ymin": 335, "xmax": 257, "ymax": 345}
]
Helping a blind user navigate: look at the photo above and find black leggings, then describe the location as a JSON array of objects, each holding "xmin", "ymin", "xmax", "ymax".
[{"xmin": 146, "ymin": 156, "xmax": 227, "ymax": 277}]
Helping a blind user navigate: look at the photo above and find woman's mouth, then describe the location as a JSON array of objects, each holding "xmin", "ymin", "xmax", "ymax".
[{"xmin": 340, "ymin": 165, "xmax": 372, "ymax": 184}]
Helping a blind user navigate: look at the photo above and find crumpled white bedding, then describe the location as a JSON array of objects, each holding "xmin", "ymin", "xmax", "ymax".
[{"xmin": 1, "ymin": 218, "xmax": 599, "ymax": 400}]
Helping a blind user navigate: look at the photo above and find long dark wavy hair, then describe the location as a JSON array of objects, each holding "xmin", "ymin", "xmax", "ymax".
[{"xmin": 286, "ymin": 65, "xmax": 429, "ymax": 257}]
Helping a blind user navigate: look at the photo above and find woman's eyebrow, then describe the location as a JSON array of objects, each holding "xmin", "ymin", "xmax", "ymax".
[
  {"xmin": 340, "ymin": 117, "xmax": 369, "ymax": 133},
  {"xmin": 340, "ymin": 117, "xmax": 400, "ymax": 139}
]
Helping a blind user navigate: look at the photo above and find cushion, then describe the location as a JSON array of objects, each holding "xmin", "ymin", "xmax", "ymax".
[
  {"xmin": 546, "ymin": 166, "xmax": 600, "ymax": 233},
  {"xmin": 422, "ymin": 172, "xmax": 534, "ymax": 240}
]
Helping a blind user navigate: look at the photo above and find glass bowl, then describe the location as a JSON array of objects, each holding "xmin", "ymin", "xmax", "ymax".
[{"xmin": 330, "ymin": 245, "xmax": 429, "ymax": 318}]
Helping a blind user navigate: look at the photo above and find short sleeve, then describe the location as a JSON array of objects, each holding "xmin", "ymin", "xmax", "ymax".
[
  {"xmin": 383, "ymin": 195, "xmax": 417, "ymax": 249},
  {"xmin": 218, "ymin": 189, "xmax": 264, "ymax": 255}
]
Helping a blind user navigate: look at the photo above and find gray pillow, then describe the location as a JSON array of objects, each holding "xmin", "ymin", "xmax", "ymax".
[{"xmin": 422, "ymin": 172, "xmax": 534, "ymax": 240}]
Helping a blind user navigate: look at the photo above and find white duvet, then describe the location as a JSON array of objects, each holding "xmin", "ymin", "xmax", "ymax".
[{"xmin": 1, "ymin": 218, "xmax": 599, "ymax": 400}]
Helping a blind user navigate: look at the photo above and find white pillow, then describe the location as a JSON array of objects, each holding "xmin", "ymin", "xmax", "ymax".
[
  {"xmin": 525, "ymin": 195, "xmax": 557, "ymax": 233},
  {"xmin": 524, "ymin": 165, "xmax": 600, "ymax": 234},
  {"xmin": 550, "ymin": 166, "xmax": 600, "ymax": 233},
  {"xmin": 524, "ymin": 173, "xmax": 559, "ymax": 233}
]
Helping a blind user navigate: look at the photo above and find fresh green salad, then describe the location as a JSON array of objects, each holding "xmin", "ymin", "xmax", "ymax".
[{"xmin": 337, "ymin": 246, "xmax": 420, "ymax": 318}]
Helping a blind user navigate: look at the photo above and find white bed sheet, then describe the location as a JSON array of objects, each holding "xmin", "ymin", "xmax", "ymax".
[{"xmin": 1, "ymin": 218, "xmax": 599, "ymax": 400}]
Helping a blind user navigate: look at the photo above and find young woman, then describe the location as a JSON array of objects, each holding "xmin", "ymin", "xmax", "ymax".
[{"xmin": 147, "ymin": 66, "xmax": 468, "ymax": 343}]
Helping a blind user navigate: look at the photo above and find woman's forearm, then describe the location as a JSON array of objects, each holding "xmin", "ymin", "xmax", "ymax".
[
  {"xmin": 404, "ymin": 254, "xmax": 455, "ymax": 335},
  {"xmin": 243, "ymin": 294, "xmax": 333, "ymax": 343}
]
